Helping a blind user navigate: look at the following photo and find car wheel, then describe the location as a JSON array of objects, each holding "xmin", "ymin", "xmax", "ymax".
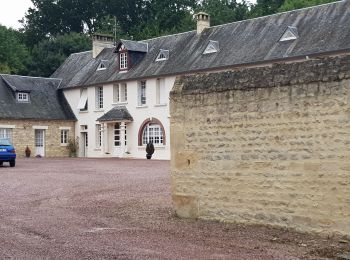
[
  {"xmin": 0, "ymin": 162, "xmax": 3, "ymax": 166},
  {"xmin": 9, "ymin": 160, "xmax": 15, "ymax": 167}
]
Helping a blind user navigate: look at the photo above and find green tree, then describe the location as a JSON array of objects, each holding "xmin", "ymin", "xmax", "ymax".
[
  {"xmin": 27, "ymin": 33, "xmax": 91, "ymax": 77},
  {"xmin": 0, "ymin": 25, "xmax": 29, "ymax": 74},
  {"xmin": 198, "ymin": 0, "xmax": 250, "ymax": 26},
  {"xmin": 279, "ymin": 0, "xmax": 339, "ymax": 11},
  {"xmin": 250, "ymin": 0, "xmax": 285, "ymax": 17}
]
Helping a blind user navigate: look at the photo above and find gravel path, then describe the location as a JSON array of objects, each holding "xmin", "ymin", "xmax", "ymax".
[{"xmin": 0, "ymin": 158, "xmax": 349, "ymax": 259}]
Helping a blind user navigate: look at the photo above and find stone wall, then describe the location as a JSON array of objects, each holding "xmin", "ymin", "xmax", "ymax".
[
  {"xmin": 0, "ymin": 119, "xmax": 75, "ymax": 158},
  {"xmin": 170, "ymin": 55, "xmax": 350, "ymax": 236}
]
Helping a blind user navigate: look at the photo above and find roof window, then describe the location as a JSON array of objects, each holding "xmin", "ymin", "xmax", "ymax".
[
  {"xmin": 203, "ymin": 40, "xmax": 219, "ymax": 54},
  {"xmin": 17, "ymin": 92, "xmax": 29, "ymax": 103},
  {"xmin": 156, "ymin": 50, "xmax": 170, "ymax": 61},
  {"xmin": 97, "ymin": 61, "xmax": 108, "ymax": 71},
  {"xmin": 280, "ymin": 26, "xmax": 299, "ymax": 42}
]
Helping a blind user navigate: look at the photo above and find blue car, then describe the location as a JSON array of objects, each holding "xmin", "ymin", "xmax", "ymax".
[{"xmin": 0, "ymin": 138, "xmax": 16, "ymax": 167}]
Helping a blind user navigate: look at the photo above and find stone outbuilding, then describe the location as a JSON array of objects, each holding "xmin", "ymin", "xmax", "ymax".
[{"xmin": 0, "ymin": 74, "xmax": 76, "ymax": 157}]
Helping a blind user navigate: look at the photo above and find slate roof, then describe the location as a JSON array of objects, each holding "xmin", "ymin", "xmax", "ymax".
[
  {"xmin": 97, "ymin": 106, "xmax": 133, "ymax": 122},
  {"xmin": 53, "ymin": 1, "xmax": 350, "ymax": 90},
  {"xmin": 0, "ymin": 75, "xmax": 76, "ymax": 121},
  {"xmin": 117, "ymin": 40, "xmax": 148, "ymax": 52}
]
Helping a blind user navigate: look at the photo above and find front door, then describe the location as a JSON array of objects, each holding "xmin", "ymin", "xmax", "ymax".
[
  {"xmin": 81, "ymin": 133, "xmax": 88, "ymax": 157},
  {"xmin": 113, "ymin": 123, "xmax": 123, "ymax": 157},
  {"xmin": 35, "ymin": 130, "xmax": 45, "ymax": 157}
]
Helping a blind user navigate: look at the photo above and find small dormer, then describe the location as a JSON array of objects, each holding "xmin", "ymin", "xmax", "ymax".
[
  {"xmin": 16, "ymin": 92, "xmax": 30, "ymax": 103},
  {"xmin": 280, "ymin": 26, "xmax": 299, "ymax": 42},
  {"xmin": 156, "ymin": 49, "xmax": 170, "ymax": 62},
  {"xmin": 115, "ymin": 40, "xmax": 148, "ymax": 72},
  {"xmin": 97, "ymin": 60, "xmax": 108, "ymax": 71},
  {"xmin": 203, "ymin": 40, "xmax": 219, "ymax": 54}
]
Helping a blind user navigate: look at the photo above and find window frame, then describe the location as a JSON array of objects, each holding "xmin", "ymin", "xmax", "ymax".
[
  {"xmin": 95, "ymin": 86, "xmax": 104, "ymax": 110},
  {"xmin": 17, "ymin": 92, "xmax": 29, "ymax": 103},
  {"xmin": 119, "ymin": 52, "xmax": 128, "ymax": 71},
  {"xmin": 138, "ymin": 118, "xmax": 166, "ymax": 146},
  {"xmin": 95, "ymin": 124, "xmax": 102, "ymax": 148},
  {"xmin": 113, "ymin": 83, "xmax": 128, "ymax": 104},
  {"xmin": 0, "ymin": 128, "xmax": 13, "ymax": 141},
  {"xmin": 138, "ymin": 81, "xmax": 147, "ymax": 106},
  {"xmin": 60, "ymin": 129, "xmax": 69, "ymax": 145}
]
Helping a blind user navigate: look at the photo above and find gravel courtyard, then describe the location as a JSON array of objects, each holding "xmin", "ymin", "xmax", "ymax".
[{"xmin": 0, "ymin": 158, "xmax": 349, "ymax": 260}]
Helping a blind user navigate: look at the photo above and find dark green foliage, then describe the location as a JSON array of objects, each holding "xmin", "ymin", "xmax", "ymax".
[
  {"xmin": 27, "ymin": 33, "xmax": 91, "ymax": 77},
  {"xmin": 279, "ymin": 0, "xmax": 339, "ymax": 11},
  {"xmin": 0, "ymin": 25, "xmax": 29, "ymax": 74}
]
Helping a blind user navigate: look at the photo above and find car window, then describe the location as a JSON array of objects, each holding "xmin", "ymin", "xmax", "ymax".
[{"xmin": 0, "ymin": 138, "xmax": 11, "ymax": 146}]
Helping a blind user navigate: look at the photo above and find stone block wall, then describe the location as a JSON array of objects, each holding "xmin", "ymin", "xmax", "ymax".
[
  {"xmin": 0, "ymin": 119, "xmax": 75, "ymax": 158},
  {"xmin": 170, "ymin": 55, "xmax": 350, "ymax": 236}
]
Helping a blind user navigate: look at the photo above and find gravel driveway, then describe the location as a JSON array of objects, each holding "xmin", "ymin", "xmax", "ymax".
[{"xmin": 0, "ymin": 158, "xmax": 349, "ymax": 259}]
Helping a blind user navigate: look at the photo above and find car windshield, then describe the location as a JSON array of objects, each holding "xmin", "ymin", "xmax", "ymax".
[{"xmin": 0, "ymin": 138, "xmax": 12, "ymax": 146}]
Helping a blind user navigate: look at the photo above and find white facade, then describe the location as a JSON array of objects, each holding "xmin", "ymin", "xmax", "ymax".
[{"xmin": 63, "ymin": 76, "xmax": 176, "ymax": 160}]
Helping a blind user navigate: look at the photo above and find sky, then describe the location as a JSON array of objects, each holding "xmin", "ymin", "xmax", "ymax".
[{"xmin": 0, "ymin": 0, "xmax": 257, "ymax": 29}]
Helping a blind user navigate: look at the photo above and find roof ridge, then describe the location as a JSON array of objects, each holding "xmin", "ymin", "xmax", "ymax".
[
  {"xmin": 209, "ymin": 0, "xmax": 343, "ymax": 30},
  {"xmin": 141, "ymin": 30, "xmax": 196, "ymax": 42},
  {"xmin": 70, "ymin": 50, "xmax": 92, "ymax": 56},
  {"xmin": 0, "ymin": 74, "xmax": 61, "ymax": 81}
]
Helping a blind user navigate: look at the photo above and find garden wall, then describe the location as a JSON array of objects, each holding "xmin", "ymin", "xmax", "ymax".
[{"xmin": 170, "ymin": 55, "xmax": 350, "ymax": 236}]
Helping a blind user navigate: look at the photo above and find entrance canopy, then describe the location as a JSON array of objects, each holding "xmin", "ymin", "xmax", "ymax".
[{"xmin": 97, "ymin": 106, "xmax": 133, "ymax": 122}]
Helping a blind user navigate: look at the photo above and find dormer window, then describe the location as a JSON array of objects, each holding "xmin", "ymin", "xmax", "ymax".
[
  {"xmin": 97, "ymin": 61, "xmax": 107, "ymax": 71},
  {"xmin": 203, "ymin": 40, "xmax": 219, "ymax": 54},
  {"xmin": 17, "ymin": 92, "xmax": 29, "ymax": 102},
  {"xmin": 280, "ymin": 26, "xmax": 299, "ymax": 42},
  {"xmin": 156, "ymin": 50, "xmax": 170, "ymax": 61},
  {"xmin": 120, "ymin": 53, "xmax": 128, "ymax": 70}
]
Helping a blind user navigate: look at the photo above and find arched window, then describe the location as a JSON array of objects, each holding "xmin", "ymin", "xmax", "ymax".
[{"xmin": 138, "ymin": 118, "xmax": 166, "ymax": 146}]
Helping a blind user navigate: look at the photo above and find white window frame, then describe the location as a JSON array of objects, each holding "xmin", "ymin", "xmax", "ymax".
[
  {"xmin": 120, "ymin": 52, "xmax": 128, "ymax": 70},
  {"xmin": 60, "ymin": 130, "xmax": 69, "ymax": 145},
  {"xmin": 17, "ymin": 92, "xmax": 29, "ymax": 102},
  {"xmin": 113, "ymin": 83, "xmax": 128, "ymax": 103},
  {"xmin": 155, "ymin": 49, "xmax": 169, "ymax": 61},
  {"xmin": 95, "ymin": 86, "xmax": 104, "ymax": 110},
  {"xmin": 156, "ymin": 78, "xmax": 167, "ymax": 105},
  {"xmin": 138, "ymin": 81, "xmax": 147, "ymax": 106},
  {"xmin": 0, "ymin": 128, "xmax": 13, "ymax": 141},
  {"xmin": 95, "ymin": 124, "xmax": 102, "ymax": 148},
  {"xmin": 142, "ymin": 123, "xmax": 164, "ymax": 146},
  {"xmin": 97, "ymin": 62, "xmax": 106, "ymax": 71},
  {"xmin": 78, "ymin": 88, "xmax": 88, "ymax": 111},
  {"xmin": 203, "ymin": 40, "xmax": 220, "ymax": 54}
]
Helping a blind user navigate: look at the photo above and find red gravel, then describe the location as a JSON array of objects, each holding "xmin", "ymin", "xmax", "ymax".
[{"xmin": 0, "ymin": 158, "xmax": 349, "ymax": 259}]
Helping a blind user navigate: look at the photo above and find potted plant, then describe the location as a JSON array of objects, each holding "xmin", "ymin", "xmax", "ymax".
[
  {"xmin": 67, "ymin": 137, "xmax": 79, "ymax": 157},
  {"xmin": 146, "ymin": 142, "xmax": 155, "ymax": 159},
  {"xmin": 25, "ymin": 146, "xmax": 31, "ymax": 158}
]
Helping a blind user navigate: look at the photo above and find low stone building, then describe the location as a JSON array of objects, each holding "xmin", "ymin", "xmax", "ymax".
[{"xmin": 0, "ymin": 75, "xmax": 76, "ymax": 157}]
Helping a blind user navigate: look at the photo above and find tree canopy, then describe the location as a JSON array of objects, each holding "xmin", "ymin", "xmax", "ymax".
[{"xmin": 0, "ymin": 0, "xmax": 341, "ymax": 76}]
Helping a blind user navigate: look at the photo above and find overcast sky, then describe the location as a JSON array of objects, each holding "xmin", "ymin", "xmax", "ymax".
[{"xmin": 0, "ymin": 0, "xmax": 257, "ymax": 29}]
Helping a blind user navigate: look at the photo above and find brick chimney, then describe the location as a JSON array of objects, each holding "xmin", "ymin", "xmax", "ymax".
[
  {"xmin": 92, "ymin": 34, "xmax": 115, "ymax": 59},
  {"xmin": 195, "ymin": 12, "xmax": 210, "ymax": 34}
]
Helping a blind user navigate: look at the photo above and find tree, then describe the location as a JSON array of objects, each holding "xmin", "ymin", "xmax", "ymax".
[
  {"xmin": 249, "ymin": 0, "xmax": 285, "ymax": 17},
  {"xmin": 198, "ymin": 0, "xmax": 250, "ymax": 26},
  {"xmin": 27, "ymin": 33, "xmax": 91, "ymax": 77},
  {"xmin": 279, "ymin": 0, "xmax": 339, "ymax": 12},
  {"xmin": 0, "ymin": 25, "xmax": 29, "ymax": 74}
]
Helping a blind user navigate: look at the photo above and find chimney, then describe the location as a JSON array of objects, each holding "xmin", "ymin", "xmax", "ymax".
[
  {"xmin": 92, "ymin": 34, "xmax": 115, "ymax": 58},
  {"xmin": 195, "ymin": 12, "xmax": 210, "ymax": 34}
]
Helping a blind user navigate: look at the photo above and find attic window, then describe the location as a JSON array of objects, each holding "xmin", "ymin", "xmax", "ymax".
[
  {"xmin": 97, "ymin": 61, "xmax": 107, "ymax": 71},
  {"xmin": 17, "ymin": 92, "xmax": 29, "ymax": 102},
  {"xmin": 203, "ymin": 40, "xmax": 219, "ymax": 54},
  {"xmin": 280, "ymin": 26, "xmax": 299, "ymax": 42},
  {"xmin": 156, "ymin": 50, "xmax": 170, "ymax": 61}
]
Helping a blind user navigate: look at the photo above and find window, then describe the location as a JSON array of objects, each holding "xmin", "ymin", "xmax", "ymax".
[
  {"xmin": 60, "ymin": 130, "xmax": 69, "ymax": 145},
  {"xmin": 155, "ymin": 49, "xmax": 169, "ymax": 61},
  {"xmin": 0, "ymin": 128, "xmax": 12, "ymax": 141},
  {"xmin": 120, "ymin": 52, "xmax": 128, "ymax": 70},
  {"xmin": 203, "ymin": 40, "xmax": 219, "ymax": 54},
  {"xmin": 96, "ymin": 124, "xmax": 102, "ymax": 148},
  {"xmin": 138, "ymin": 81, "xmax": 147, "ymax": 106},
  {"xmin": 113, "ymin": 83, "xmax": 128, "ymax": 103},
  {"xmin": 280, "ymin": 26, "xmax": 299, "ymax": 42},
  {"xmin": 142, "ymin": 123, "xmax": 164, "ymax": 145},
  {"xmin": 97, "ymin": 61, "xmax": 107, "ymax": 71},
  {"xmin": 156, "ymin": 78, "xmax": 167, "ymax": 105},
  {"xmin": 78, "ymin": 88, "xmax": 88, "ymax": 111},
  {"xmin": 96, "ymin": 86, "xmax": 104, "ymax": 109},
  {"xmin": 114, "ymin": 123, "xmax": 120, "ymax": 146},
  {"xmin": 17, "ymin": 92, "xmax": 29, "ymax": 102}
]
